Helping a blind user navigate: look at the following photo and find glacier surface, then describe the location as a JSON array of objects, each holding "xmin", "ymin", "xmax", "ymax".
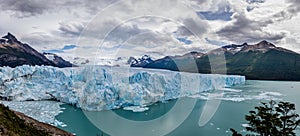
[{"xmin": 0, "ymin": 65, "xmax": 245, "ymax": 111}]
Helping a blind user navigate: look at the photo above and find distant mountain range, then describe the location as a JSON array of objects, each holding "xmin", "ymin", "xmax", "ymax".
[
  {"xmin": 0, "ymin": 33, "xmax": 73, "ymax": 68},
  {"xmin": 132, "ymin": 41, "xmax": 300, "ymax": 81},
  {"xmin": 71, "ymin": 55, "xmax": 155, "ymax": 67},
  {"xmin": 1, "ymin": 32, "xmax": 299, "ymax": 81}
]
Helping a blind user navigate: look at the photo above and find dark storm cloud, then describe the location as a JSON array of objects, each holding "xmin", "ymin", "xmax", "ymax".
[
  {"xmin": 0, "ymin": 0, "xmax": 116, "ymax": 18},
  {"xmin": 0, "ymin": 0, "xmax": 52, "ymax": 17},
  {"xmin": 216, "ymin": 13, "xmax": 286, "ymax": 43},
  {"xmin": 181, "ymin": 18, "xmax": 208, "ymax": 37}
]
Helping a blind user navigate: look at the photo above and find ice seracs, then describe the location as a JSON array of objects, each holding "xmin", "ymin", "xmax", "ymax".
[{"xmin": 0, "ymin": 65, "xmax": 245, "ymax": 111}]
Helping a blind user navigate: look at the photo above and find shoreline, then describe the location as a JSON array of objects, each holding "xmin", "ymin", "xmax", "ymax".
[
  {"xmin": 0, "ymin": 103, "xmax": 74, "ymax": 136},
  {"xmin": 13, "ymin": 110, "xmax": 74, "ymax": 136}
]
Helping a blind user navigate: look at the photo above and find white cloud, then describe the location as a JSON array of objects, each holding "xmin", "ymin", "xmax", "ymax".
[{"xmin": 58, "ymin": 21, "xmax": 85, "ymax": 37}]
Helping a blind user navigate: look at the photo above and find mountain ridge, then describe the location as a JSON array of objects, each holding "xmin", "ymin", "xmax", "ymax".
[
  {"xmin": 0, "ymin": 33, "xmax": 73, "ymax": 68},
  {"xmin": 132, "ymin": 40, "xmax": 300, "ymax": 81}
]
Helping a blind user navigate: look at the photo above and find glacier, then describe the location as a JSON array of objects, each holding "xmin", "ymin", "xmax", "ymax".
[{"xmin": 0, "ymin": 65, "xmax": 245, "ymax": 111}]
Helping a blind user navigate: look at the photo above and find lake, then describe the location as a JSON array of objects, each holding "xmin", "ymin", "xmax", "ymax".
[{"xmin": 56, "ymin": 80, "xmax": 300, "ymax": 136}]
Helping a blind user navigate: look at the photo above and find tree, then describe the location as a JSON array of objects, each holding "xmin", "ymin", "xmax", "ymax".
[
  {"xmin": 231, "ymin": 100, "xmax": 300, "ymax": 136},
  {"xmin": 230, "ymin": 128, "xmax": 242, "ymax": 136}
]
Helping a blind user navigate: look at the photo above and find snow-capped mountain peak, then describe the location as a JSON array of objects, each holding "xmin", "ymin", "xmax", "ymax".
[
  {"xmin": 219, "ymin": 40, "xmax": 277, "ymax": 54},
  {"xmin": 130, "ymin": 55, "xmax": 154, "ymax": 67}
]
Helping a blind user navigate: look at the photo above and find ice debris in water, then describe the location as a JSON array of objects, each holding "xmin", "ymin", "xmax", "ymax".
[
  {"xmin": 123, "ymin": 105, "xmax": 149, "ymax": 112},
  {"xmin": 0, "ymin": 100, "xmax": 66, "ymax": 127}
]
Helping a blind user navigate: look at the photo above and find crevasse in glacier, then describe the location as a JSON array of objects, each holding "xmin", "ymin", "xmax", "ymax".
[{"xmin": 0, "ymin": 65, "xmax": 245, "ymax": 111}]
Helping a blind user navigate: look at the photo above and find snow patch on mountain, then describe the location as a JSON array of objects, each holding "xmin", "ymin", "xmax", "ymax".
[{"xmin": 44, "ymin": 53, "xmax": 55, "ymax": 61}]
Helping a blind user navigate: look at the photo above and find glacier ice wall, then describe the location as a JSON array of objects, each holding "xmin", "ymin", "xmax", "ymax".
[{"xmin": 0, "ymin": 65, "xmax": 245, "ymax": 111}]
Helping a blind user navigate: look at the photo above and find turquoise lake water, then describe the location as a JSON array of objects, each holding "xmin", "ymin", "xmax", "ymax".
[{"xmin": 56, "ymin": 80, "xmax": 300, "ymax": 136}]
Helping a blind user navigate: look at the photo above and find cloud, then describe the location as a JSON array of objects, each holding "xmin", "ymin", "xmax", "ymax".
[
  {"xmin": 20, "ymin": 31, "xmax": 78, "ymax": 53},
  {"xmin": 0, "ymin": 0, "xmax": 115, "ymax": 18},
  {"xmin": 205, "ymin": 38, "xmax": 227, "ymax": 46},
  {"xmin": 125, "ymin": 31, "xmax": 179, "ymax": 47},
  {"xmin": 3, "ymin": 0, "xmax": 300, "ymax": 60},
  {"xmin": 186, "ymin": 0, "xmax": 230, "ymax": 12},
  {"xmin": 216, "ymin": 12, "xmax": 286, "ymax": 43},
  {"xmin": 0, "ymin": 0, "xmax": 213, "ymax": 60},
  {"xmin": 198, "ymin": 10, "xmax": 233, "ymax": 21},
  {"xmin": 81, "ymin": 0, "xmax": 119, "ymax": 14},
  {"xmin": 43, "ymin": 49, "xmax": 64, "ymax": 53},
  {"xmin": 62, "ymin": 45, "xmax": 77, "ymax": 50},
  {"xmin": 43, "ymin": 45, "xmax": 77, "ymax": 53},
  {"xmin": 105, "ymin": 24, "xmax": 148, "ymax": 43},
  {"xmin": 215, "ymin": 0, "xmax": 300, "ymax": 44},
  {"xmin": 188, "ymin": 0, "xmax": 208, "ymax": 5},
  {"xmin": 197, "ymin": 4, "xmax": 233, "ymax": 21},
  {"xmin": 244, "ymin": 0, "xmax": 265, "ymax": 12},
  {"xmin": 21, "ymin": 32, "xmax": 58, "ymax": 47},
  {"xmin": 0, "ymin": 0, "xmax": 53, "ymax": 18},
  {"xmin": 181, "ymin": 18, "xmax": 208, "ymax": 38},
  {"xmin": 245, "ymin": 0, "xmax": 265, "ymax": 4},
  {"xmin": 58, "ymin": 21, "xmax": 85, "ymax": 37},
  {"xmin": 177, "ymin": 38, "xmax": 192, "ymax": 45},
  {"xmin": 175, "ymin": 26, "xmax": 194, "ymax": 37},
  {"xmin": 269, "ymin": 0, "xmax": 300, "ymax": 22}
]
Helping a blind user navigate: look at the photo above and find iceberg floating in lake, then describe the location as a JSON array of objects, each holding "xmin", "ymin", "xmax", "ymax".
[
  {"xmin": 0, "ymin": 65, "xmax": 245, "ymax": 111},
  {"xmin": 123, "ymin": 105, "xmax": 149, "ymax": 112}
]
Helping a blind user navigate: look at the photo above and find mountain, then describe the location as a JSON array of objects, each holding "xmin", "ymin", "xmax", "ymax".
[
  {"xmin": 72, "ymin": 57, "xmax": 91, "ymax": 65},
  {"xmin": 0, "ymin": 33, "xmax": 73, "ymax": 68},
  {"xmin": 43, "ymin": 52, "xmax": 73, "ymax": 67},
  {"xmin": 130, "ymin": 55, "xmax": 154, "ymax": 67},
  {"xmin": 71, "ymin": 55, "xmax": 155, "ymax": 67},
  {"xmin": 134, "ymin": 41, "xmax": 300, "ymax": 81}
]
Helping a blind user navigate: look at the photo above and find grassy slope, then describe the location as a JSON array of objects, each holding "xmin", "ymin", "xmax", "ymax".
[
  {"xmin": 226, "ymin": 49, "xmax": 300, "ymax": 80},
  {"xmin": 0, "ymin": 104, "xmax": 49, "ymax": 136}
]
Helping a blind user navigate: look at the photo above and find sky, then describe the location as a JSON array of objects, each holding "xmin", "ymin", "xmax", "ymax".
[{"xmin": 0, "ymin": 0, "xmax": 300, "ymax": 63}]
